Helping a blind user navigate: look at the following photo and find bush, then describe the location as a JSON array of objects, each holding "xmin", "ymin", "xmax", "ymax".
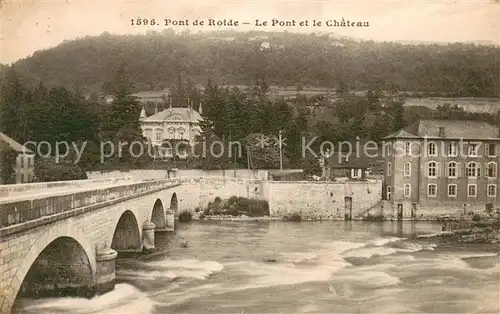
[
  {"xmin": 284, "ymin": 212, "xmax": 302, "ymax": 221},
  {"xmin": 34, "ymin": 158, "xmax": 87, "ymax": 182},
  {"xmin": 363, "ymin": 214, "xmax": 385, "ymax": 221},
  {"xmin": 178, "ymin": 211, "xmax": 192, "ymax": 223},
  {"xmin": 201, "ymin": 196, "xmax": 270, "ymax": 217},
  {"xmin": 472, "ymin": 214, "xmax": 481, "ymax": 222}
]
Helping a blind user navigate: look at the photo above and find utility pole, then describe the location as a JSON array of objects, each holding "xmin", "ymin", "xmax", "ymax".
[{"xmin": 279, "ymin": 130, "xmax": 283, "ymax": 171}]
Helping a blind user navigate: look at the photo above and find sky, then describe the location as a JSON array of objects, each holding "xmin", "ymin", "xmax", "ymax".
[{"xmin": 1, "ymin": 0, "xmax": 499, "ymax": 64}]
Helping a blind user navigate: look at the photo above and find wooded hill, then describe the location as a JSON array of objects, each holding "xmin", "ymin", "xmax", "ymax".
[{"xmin": 2, "ymin": 30, "xmax": 499, "ymax": 97}]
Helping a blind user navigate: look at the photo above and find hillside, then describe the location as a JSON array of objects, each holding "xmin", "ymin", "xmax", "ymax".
[{"xmin": 3, "ymin": 30, "xmax": 499, "ymax": 96}]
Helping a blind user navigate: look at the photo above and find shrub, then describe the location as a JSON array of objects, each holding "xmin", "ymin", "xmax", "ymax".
[
  {"xmin": 34, "ymin": 158, "xmax": 87, "ymax": 182},
  {"xmin": 284, "ymin": 212, "xmax": 302, "ymax": 221},
  {"xmin": 178, "ymin": 211, "xmax": 192, "ymax": 223},
  {"xmin": 472, "ymin": 214, "xmax": 481, "ymax": 222},
  {"xmin": 363, "ymin": 214, "xmax": 385, "ymax": 221}
]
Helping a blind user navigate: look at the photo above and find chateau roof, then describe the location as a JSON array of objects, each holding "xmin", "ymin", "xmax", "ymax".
[
  {"xmin": 141, "ymin": 107, "xmax": 203, "ymax": 123},
  {"xmin": 384, "ymin": 119, "xmax": 500, "ymax": 140},
  {"xmin": 0, "ymin": 132, "xmax": 33, "ymax": 153}
]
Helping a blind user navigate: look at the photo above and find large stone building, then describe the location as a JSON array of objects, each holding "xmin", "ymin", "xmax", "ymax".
[
  {"xmin": 383, "ymin": 120, "xmax": 500, "ymax": 219},
  {"xmin": 0, "ymin": 132, "xmax": 35, "ymax": 184},
  {"xmin": 139, "ymin": 102, "xmax": 203, "ymax": 158}
]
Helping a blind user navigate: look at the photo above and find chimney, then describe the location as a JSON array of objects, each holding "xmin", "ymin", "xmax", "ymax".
[
  {"xmin": 155, "ymin": 103, "xmax": 158, "ymax": 115},
  {"xmin": 439, "ymin": 127, "xmax": 445, "ymax": 137}
]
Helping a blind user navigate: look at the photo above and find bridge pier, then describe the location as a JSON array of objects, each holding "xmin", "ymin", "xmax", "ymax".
[
  {"xmin": 165, "ymin": 211, "xmax": 175, "ymax": 232},
  {"xmin": 142, "ymin": 221, "xmax": 156, "ymax": 253},
  {"xmin": 95, "ymin": 248, "xmax": 118, "ymax": 295}
]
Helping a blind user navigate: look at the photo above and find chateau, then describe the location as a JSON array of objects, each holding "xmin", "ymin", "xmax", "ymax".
[
  {"xmin": 139, "ymin": 101, "xmax": 203, "ymax": 158},
  {"xmin": 383, "ymin": 120, "xmax": 500, "ymax": 219}
]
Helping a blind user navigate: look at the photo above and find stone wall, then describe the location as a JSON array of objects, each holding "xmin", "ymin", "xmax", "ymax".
[
  {"xmin": 267, "ymin": 180, "xmax": 382, "ymax": 219},
  {"xmin": 86, "ymin": 169, "xmax": 270, "ymax": 181},
  {"xmin": 174, "ymin": 178, "xmax": 264, "ymax": 212}
]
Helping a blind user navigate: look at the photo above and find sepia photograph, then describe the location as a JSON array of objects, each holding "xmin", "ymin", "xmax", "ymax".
[{"xmin": 0, "ymin": 0, "xmax": 499, "ymax": 313}]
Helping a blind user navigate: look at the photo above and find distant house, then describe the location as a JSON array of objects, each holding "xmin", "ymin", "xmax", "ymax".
[
  {"xmin": 322, "ymin": 143, "xmax": 384, "ymax": 180},
  {"xmin": 0, "ymin": 132, "xmax": 35, "ymax": 184},
  {"xmin": 139, "ymin": 102, "xmax": 203, "ymax": 159}
]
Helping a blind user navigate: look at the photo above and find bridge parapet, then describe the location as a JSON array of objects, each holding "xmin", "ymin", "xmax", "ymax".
[
  {"xmin": 0, "ymin": 178, "xmax": 180, "ymax": 235},
  {"xmin": 0, "ymin": 177, "xmax": 135, "ymax": 197}
]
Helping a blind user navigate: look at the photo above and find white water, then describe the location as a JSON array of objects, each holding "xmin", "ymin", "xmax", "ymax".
[{"xmin": 13, "ymin": 221, "xmax": 500, "ymax": 314}]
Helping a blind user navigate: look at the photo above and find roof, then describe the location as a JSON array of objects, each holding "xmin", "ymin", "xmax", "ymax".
[
  {"xmin": 0, "ymin": 132, "xmax": 33, "ymax": 153},
  {"xmin": 384, "ymin": 119, "xmax": 500, "ymax": 140},
  {"xmin": 141, "ymin": 107, "xmax": 203, "ymax": 123},
  {"xmin": 326, "ymin": 152, "xmax": 372, "ymax": 169}
]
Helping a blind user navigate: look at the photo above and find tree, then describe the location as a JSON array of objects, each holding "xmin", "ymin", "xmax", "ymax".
[
  {"xmin": 100, "ymin": 64, "xmax": 146, "ymax": 165},
  {"xmin": 0, "ymin": 141, "xmax": 18, "ymax": 184},
  {"xmin": 243, "ymin": 133, "xmax": 288, "ymax": 169}
]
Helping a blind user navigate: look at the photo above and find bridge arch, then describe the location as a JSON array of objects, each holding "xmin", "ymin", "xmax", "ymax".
[
  {"xmin": 170, "ymin": 192, "xmax": 178, "ymax": 214},
  {"xmin": 151, "ymin": 198, "xmax": 166, "ymax": 230},
  {"xmin": 111, "ymin": 210, "xmax": 142, "ymax": 252},
  {"xmin": 9, "ymin": 225, "xmax": 95, "ymax": 312}
]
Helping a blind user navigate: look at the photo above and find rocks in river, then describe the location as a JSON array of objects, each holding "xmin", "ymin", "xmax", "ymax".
[{"xmin": 420, "ymin": 220, "xmax": 500, "ymax": 244}]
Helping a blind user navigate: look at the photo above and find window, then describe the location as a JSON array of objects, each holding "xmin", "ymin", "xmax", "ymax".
[
  {"xmin": 428, "ymin": 184, "xmax": 437, "ymax": 197},
  {"xmin": 466, "ymin": 162, "xmax": 480, "ymax": 177},
  {"xmin": 404, "ymin": 184, "xmax": 411, "ymax": 198},
  {"xmin": 404, "ymin": 162, "xmax": 411, "ymax": 177},
  {"xmin": 487, "ymin": 143, "xmax": 496, "ymax": 157},
  {"xmin": 447, "ymin": 161, "xmax": 457, "ymax": 178},
  {"xmin": 405, "ymin": 142, "xmax": 411, "ymax": 156},
  {"xmin": 448, "ymin": 142, "xmax": 458, "ymax": 157},
  {"xmin": 448, "ymin": 184, "xmax": 457, "ymax": 197},
  {"xmin": 155, "ymin": 129, "xmax": 163, "ymax": 141},
  {"xmin": 468, "ymin": 143, "xmax": 478, "ymax": 157},
  {"xmin": 387, "ymin": 162, "xmax": 392, "ymax": 176},
  {"xmin": 351, "ymin": 169, "xmax": 362, "ymax": 178},
  {"xmin": 487, "ymin": 184, "xmax": 497, "ymax": 197},
  {"xmin": 19, "ymin": 156, "xmax": 24, "ymax": 168},
  {"xmin": 487, "ymin": 162, "xmax": 497, "ymax": 178},
  {"xmin": 467, "ymin": 184, "xmax": 477, "ymax": 197},
  {"xmin": 427, "ymin": 142, "xmax": 437, "ymax": 157},
  {"xmin": 428, "ymin": 162, "xmax": 437, "ymax": 177},
  {"xmin": 387, "ymin": 186, "xmax": 392, "ymax": 201}
]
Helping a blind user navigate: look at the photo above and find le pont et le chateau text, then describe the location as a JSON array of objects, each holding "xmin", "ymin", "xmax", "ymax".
[{"xmin": 131, "ymin": 18, "xmax": 370, "ymax": 28}]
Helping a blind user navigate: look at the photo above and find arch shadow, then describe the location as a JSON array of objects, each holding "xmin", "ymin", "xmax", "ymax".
[
  {"xmin": 170, "ymin": 193, "xmax": 178, "ymax": 214},
  {"xmin": 111, "ymin": 210, "xmax": 142, "ymax": 252},
  {"xmin": 13, "ymin": 236, "xmax": 94, "ymax": 308},
  {"xmin": 151, "ymin": 199, "xmax": 166, "ymax": 230}
]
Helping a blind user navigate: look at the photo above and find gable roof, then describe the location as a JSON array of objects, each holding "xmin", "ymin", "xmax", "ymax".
[
  {"xmin": 384, "ymin": 119, "xmax": 500, "ymax": 140},
  {"xmin": 0, "ymin": 132, "xmax": 33, "ymax": 153},
  {"xmin": 141, "ymin": 107, "xmax": 203, "ymax": 123}
]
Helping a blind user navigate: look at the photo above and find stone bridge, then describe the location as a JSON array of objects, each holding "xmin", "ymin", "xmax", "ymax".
[{"xmin": 0, "ymin": 178, "xmax": 183, "ymax": 313}]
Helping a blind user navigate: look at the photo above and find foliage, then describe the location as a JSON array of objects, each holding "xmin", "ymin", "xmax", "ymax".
[
  {"xmin": 34, "ymin": 158, "xmax": 88, "ymax": 182},
  {"xmin": 472, "ymin": 214, "xmax": 482, "ymax": 222},
  {"xmin": 7, "ymin": 31, "xmax": 498, "ymax": 97},
  {"xmin": 0, "ymin": 141, "xmax": 19, "ymax": 184},
  {"xmin": 204, "ymin": 196, "xmax": 270, "ymax": 217},
  {"xmin": 178, "ymin": 211, "xmax": 193, "ymax": 223},
  {"xmin": 284, "ymin": 212, "xmax": 302, "ymax": 221},
  {"xmin": 363, "ymin": 214, "xmax": 386, "ymax": 221}
]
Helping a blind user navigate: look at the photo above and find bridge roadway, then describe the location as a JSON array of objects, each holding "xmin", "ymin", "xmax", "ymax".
[{"xmin": 0, "ymin": 177, "xmax": 183, "ymax": 313}]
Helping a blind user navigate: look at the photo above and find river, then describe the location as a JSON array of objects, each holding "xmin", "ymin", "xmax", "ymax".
[{"xmin": 13, "ymin": 221, "xmax": 500, "ymax": 313}]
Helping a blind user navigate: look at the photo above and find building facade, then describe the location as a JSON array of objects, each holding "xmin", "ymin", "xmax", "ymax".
[
  {"xmin": 0, "ymin": 132, "xmax": 35, "ymax": 184},
  {"xmin": 383, "ymin": 120, "xmax": 500, "ymax": 219},
  {"xmin": 139, "ymin": 102, "xmax": 203, "ymax": 158}
]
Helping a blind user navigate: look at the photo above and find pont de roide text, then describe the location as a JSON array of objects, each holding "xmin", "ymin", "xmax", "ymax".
[{"xmin": 130, "ymin": 18, "xmax": 370, "ymax": 28}]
